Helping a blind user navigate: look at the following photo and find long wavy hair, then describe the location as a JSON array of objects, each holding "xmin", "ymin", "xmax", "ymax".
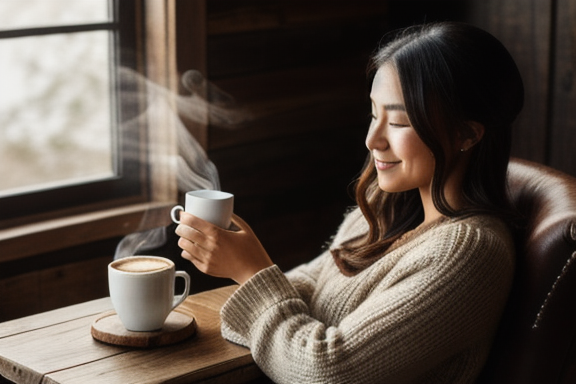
[{"xmin": 332, "ymin": 22, "xmax": 524, "ymax": 275}]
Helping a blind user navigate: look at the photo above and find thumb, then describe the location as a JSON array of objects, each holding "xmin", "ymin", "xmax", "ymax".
[{"xmin": 229, "ymin": 213, "xmax": 253, "ymax": 233}]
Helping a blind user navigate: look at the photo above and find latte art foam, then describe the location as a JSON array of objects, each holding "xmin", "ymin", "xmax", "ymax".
[{"xmin": 113, "ymin": 257, "xmax": 171, "ymax": 273}]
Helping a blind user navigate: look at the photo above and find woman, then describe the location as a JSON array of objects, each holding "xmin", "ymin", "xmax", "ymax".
[{"xmin": 176, "ymin": 22, "xmax": 524, "ymax": 383}]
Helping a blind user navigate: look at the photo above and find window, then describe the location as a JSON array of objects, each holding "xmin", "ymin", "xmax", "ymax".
[{"xmin": 0, "ymin": 0, "xmax": 159, "ymax": 227}]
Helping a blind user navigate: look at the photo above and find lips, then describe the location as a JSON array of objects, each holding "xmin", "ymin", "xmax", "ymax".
[{"xmin": 374, "ymin": 159, "xmax": 400, "ymax": 170}]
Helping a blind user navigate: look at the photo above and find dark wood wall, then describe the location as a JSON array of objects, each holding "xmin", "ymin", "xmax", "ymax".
[
  {"xmin": 192, "ymin": 0, "xmax": 391, "ymax": 271},
  {"xmin": 1, "ymin": 0, "xmax": 574, "ymax": 322},
  {"xmin": 465, "ymin": 0, "xmax": 576, "ymax": 177}
]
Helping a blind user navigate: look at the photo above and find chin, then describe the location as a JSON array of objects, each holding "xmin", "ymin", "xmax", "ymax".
[
  {"xmin": 377, "ymin": 179, "xmax": 415, "ymax": 193},
  {"xmin": 377, "ymin": 183, "xmax": 400, "ymax": 193}
]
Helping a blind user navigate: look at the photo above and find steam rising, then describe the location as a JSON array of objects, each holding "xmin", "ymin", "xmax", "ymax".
[{"xmin": 114, "ymin": 68, "xmax": 247, "ymax": 259}]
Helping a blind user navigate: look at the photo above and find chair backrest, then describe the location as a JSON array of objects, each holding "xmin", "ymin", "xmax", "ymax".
[{"xmin": 478, "ymin": 158, "xmax": 576, "ymax": 384}]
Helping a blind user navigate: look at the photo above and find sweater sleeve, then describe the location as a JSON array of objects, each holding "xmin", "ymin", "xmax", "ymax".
[
  {"xmin": 220, "ymin": 219, "xmax": 514, "ymax": 384},
  {"xmin": 285, "ymin": 251, "xmax": 328, "ymax": 305}
]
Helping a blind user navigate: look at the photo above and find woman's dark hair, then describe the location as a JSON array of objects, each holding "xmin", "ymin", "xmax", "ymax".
[{"xmin": 332, "ymin": 22, "xmax": 524, "ymax": 275}]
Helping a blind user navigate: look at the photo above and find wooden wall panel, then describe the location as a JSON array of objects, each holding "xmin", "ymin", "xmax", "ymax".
[
  {"xmin": 205, "ymin": 0, "xmax": 388, "ymax": 77},
  {"xmin": 549, "ymin": 0, "xmax": 576, "ymax": 175},
  {"xmin": 0, "ymin": 236, "xmax": 121, "ymax": 321},
  {"xmin": 200, "ymin": 1, "xmax": 388, "ymax": 269},
  {"xmin": 175, "ymin": 0, "xmax": 208, "ymax": 149},
  {"xmin": 206, "ymin": 0, "xmax": 390, "ymax": 36},
  {"xmin": 206, "ymin": 21, "xmax": 385, "ymax": 78},
  {"xmin": 208, "ymin": 61, "xmax": 368, "ymax": 150},
  {"xmin": 0, "ymin": 271, "xmax": 41, "ymax": 322},
  {"xmin": 465, "ymin": 0, "xmax": 553, "ymax": 165},
  {"xmin": 38, "ymin": 256, "xmax": 110, "ymax": 312},
  {"xmin": 0, "ymin": 256, "xmax": 110, "ymax": 322}
]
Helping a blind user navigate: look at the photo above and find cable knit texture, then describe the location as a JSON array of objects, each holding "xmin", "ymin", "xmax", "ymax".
[{"xmin": 220, "ymin": 207, "xmax": 515, "ymax": 384}]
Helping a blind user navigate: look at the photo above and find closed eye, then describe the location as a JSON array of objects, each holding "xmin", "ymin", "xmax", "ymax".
[{"xmin": 389, "ymin": 122, "xmax": 410, "ymax": 128}]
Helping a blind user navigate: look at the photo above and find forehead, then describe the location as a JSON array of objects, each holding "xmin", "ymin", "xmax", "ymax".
[{"xmin": 370, "ymin": 64, "xmax": 405, "ymax": 107}]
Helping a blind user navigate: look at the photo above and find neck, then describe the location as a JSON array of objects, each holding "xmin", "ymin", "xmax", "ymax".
[
  {"xmin": 419, "ymin": 189, "xmax": 445, "ymax": 226},
  {"xmin": 419, "ymin": 156, "xmax": 469, "ymax": 225}
]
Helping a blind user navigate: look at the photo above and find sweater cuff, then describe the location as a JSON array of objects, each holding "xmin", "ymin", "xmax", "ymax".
[{"xmin": 220, "ymin": 265, "xmax": 301, "ymax": 346}]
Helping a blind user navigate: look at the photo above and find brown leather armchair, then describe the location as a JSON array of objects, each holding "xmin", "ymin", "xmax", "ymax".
[{"xmin": 478, "ymin": 158, "xmax": 576, "ymax": 384}]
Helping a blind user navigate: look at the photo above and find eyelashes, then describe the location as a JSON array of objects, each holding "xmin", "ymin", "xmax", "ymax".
[
  {"xmin": 389, "ymin": 122, "xmax": 410, "ymax": 128},
  {"xmin": 369, "ymin": 113, "xmax": 410, "ymax": 128}
]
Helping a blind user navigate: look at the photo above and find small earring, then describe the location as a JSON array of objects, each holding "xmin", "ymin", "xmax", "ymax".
[{"xmin": 460, "ymin": 148, "xmax": 466, "ymax": 152}]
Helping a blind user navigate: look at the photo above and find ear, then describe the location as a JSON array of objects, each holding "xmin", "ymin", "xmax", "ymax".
[{"xmin": 459, "ymin": 121, "xmax": 485, "ymax": 152}]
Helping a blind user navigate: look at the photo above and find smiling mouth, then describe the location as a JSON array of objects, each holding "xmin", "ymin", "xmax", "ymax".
[{"xmin": 374, "ymin": 159, "xmax": 400, "ymax": 170}]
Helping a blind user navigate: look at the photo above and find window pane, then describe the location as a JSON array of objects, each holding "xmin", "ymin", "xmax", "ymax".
[
  {"xmin": 0, "ymin": 31, "xmax": 114, "ymax": 196},
  {"xmin": 0, "ymin": 0, "xmax": 109, "ymax": 30}
]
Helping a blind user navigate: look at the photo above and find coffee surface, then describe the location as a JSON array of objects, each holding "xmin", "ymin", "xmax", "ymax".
[{"xmin": 113, "ymin": 257, "xmax": 171, "ymax": 273}]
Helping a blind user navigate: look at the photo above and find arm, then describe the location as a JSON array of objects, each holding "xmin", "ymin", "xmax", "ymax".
[
  {"xmin": 285, "ymin": 251, "xmax": 328, "ymax": 305},
  {"xmin": 220, "ymin": 220, "xmax": 515, "ymax": 384}
]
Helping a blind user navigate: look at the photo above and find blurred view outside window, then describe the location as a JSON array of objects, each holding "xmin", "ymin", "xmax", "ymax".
[{"xmin": 0, "ymin": 0, "xmax": 113, "ymax": 197}]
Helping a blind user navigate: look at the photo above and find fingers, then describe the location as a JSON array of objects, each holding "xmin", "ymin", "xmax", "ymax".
[
  {"xmin": 178, "ymin": 235, "xmax": 214, "ymax": 275},
  {"xmin": 180, "ymin": 249, "xmax": 195, "ymax": 262},
  {"xmin": 175, "ymin": 222, "xmax": 203, "ymax": 242},
  {"xmin": 175, "ymin": 213, "xmax": 222, "ymax": 267},
  {"xmin": 178, "ymin": 212, "xmax": 212, "ymax": 231},
  {"xmin": 181, "ymin": 249, "xmax": 209, "ymax": 274},
  {"xmin": 176, "ymin": 226, "xmax": 211, "ymax": 254},
  {"xmin": 180, "ymin": 242, "xmax": 226, "ymax": 279},
  {"xmin": 179, "ymin": 211, "xmax": 246, "ymax": 235}
]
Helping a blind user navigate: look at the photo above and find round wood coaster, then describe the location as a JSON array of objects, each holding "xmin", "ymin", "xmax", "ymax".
[{"xmin": 91, "ymin": 310, "xmax": 197, "ymax": 348}]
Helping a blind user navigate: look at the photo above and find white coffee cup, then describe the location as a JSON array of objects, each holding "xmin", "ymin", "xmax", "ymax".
[
  {"xmin": 108, "ymin": 256, "xmax": 191, "ymax": 332},
  {"xmin": 170, "ymin": 190, "xmax": 234, "ymax": 229}
]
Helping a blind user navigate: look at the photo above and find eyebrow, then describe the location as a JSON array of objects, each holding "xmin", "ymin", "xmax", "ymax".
[{"xmin": 383, "ymin": 104, "xmax": 406, "ymax": 111}]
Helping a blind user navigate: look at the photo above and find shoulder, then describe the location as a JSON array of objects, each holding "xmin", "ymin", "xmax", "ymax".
[
  {"xmin": 440, "ymin": 215, "xmax": 513, "ymax": 250},
  {"xmin": 422, "ymin": 214, "xmax": 515, "ymax": 272}
]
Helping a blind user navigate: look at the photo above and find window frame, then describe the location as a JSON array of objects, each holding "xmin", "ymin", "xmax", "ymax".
[
  {"xmin": 0, "ymin": 0, "xmax": 150, "ymax": 228},
  {"xmin": 0, "ymin": 0, "xmax": 182, "ymax": 261}
]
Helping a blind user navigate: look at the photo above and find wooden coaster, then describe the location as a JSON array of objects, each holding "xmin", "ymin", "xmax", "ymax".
[{"xmin": 91, "ymin": 310, "xmax": 197, "ymax": 348}]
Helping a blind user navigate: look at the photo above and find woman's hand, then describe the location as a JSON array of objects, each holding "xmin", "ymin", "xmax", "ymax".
[{"xmin": 175, "ymin": 212, "xmax": 274, "ymax": 285}]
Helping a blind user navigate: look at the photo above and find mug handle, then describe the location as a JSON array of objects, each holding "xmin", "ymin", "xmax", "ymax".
[
  {"xmin": 170, "ymin": 205, "xmax": 184, "ymax": 224},
  {"xmin": 172, "ymin": 271, "xmax": 190, "ymax": 310}
]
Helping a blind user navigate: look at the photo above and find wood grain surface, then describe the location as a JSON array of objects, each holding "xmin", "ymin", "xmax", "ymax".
[{"xmin": 0, "ymin": 285, "xmax": 263, "ymax": 384}]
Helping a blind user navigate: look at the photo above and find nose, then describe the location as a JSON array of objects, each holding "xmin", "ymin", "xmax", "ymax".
[{"xmin": 365, "ymin": 120, "xmax": 388, "ymax": 151}]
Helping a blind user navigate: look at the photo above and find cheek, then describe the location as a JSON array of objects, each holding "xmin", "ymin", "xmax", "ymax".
[
  {"xmin": 390, "ymin": 130, "xmax": 420, "ymax": 158},
  {"xmin": 414, "ymin": 148, "xmax": 436, "ymax": 184},
  {"xmin": 396, "ymin": 132, "xmax": 434, "ymax": 175}
]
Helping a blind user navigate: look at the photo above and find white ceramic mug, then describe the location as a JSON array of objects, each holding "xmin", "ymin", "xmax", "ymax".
[
  {"xmin": 170, "ymin": 190, "xmax": 234, "ymax": 229},
  {"xmin": 108, "ymin": 256, "xmax": 191, "ymax": 332}
]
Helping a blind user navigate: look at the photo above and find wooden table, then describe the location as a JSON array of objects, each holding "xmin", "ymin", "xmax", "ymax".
[{"xmin": 0, "ymin": 285, "xmax": 265, "ymax": 384}]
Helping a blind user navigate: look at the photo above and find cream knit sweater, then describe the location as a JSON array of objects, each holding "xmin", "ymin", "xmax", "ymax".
[{"xmin": 220, "ymin": 208, "xmax": 515, "ymax": 384}]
